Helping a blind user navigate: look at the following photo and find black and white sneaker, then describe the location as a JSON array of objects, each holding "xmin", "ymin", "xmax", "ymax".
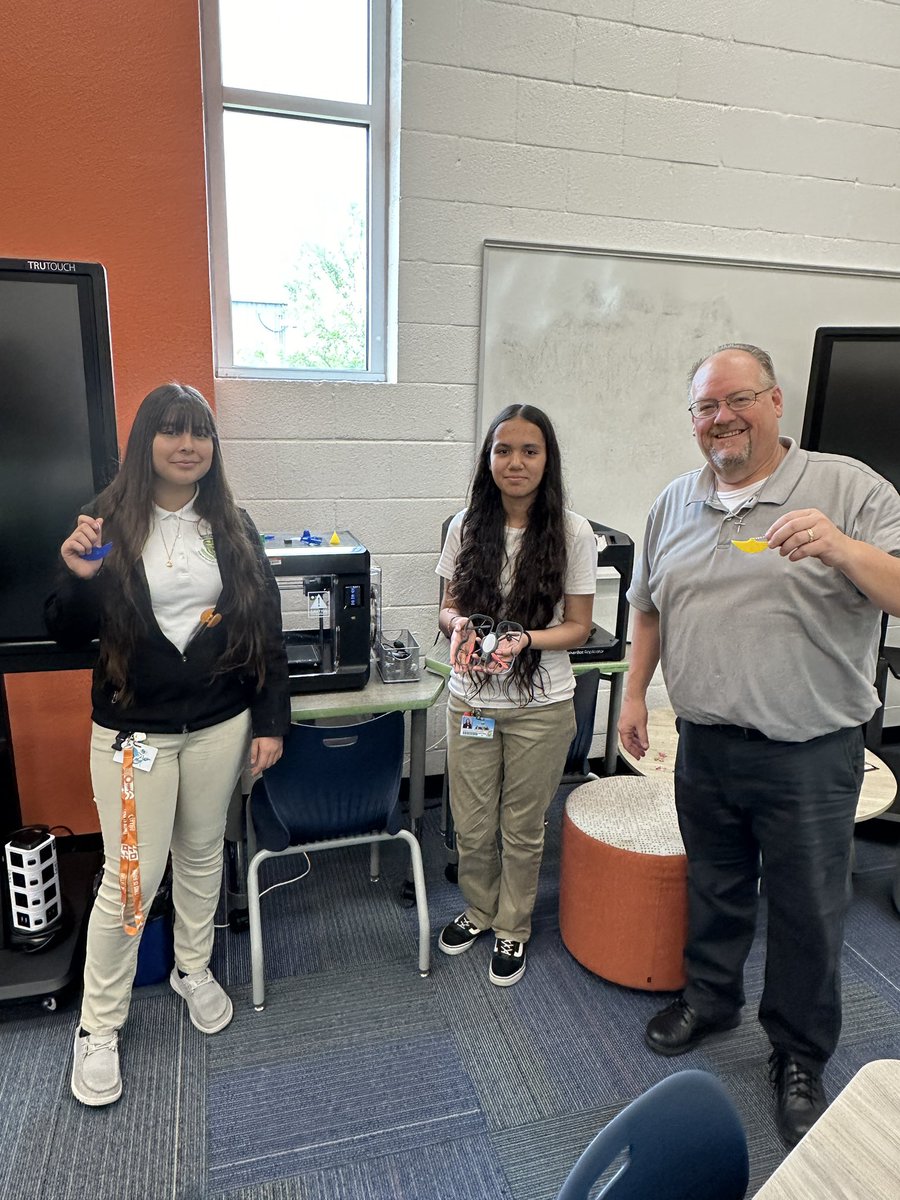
[
  {"xmin": 438, "ymin": 913, "xmax": 484, "ymax": 955},
  {"xmin": 489, "ymin": 938, "xmax": 526, "ymax": 986}
]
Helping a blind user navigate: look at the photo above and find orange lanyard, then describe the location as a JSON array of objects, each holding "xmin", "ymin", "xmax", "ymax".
[{"xmin": 118, "ymin": 743, "xmax": 145, "ymax": 936}]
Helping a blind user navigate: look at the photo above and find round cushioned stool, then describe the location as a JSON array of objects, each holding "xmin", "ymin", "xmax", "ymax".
[{"xmin": 559, "ymin": 776, "xmax": 688, "ymax": 991}]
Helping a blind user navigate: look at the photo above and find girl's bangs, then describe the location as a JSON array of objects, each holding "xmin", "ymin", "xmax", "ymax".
[{"xmin": 159, "ymin": 399, "xmax": 215, "ymax": 439}]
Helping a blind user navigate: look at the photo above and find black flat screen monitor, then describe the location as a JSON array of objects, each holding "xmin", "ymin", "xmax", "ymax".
[
  {"xmin": 801, "ymin": 327, "xmax": 900, "ymax": 494},
  {"xmin": 0, "ymin": 258, "xmax": 118, "ymax": 665}
]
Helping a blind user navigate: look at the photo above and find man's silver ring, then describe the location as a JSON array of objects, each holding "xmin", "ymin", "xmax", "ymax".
[{"xmin": 806, "ymin": 527, "xmax": 816, "ymax": 543}]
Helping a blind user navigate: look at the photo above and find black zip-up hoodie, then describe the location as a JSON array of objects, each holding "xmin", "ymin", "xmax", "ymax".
[{"xmin": 44, "ymin": 510, "xmax": 290, "ymax": 739}]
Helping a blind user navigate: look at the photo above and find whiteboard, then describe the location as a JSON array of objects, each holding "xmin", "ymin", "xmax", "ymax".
[{"xmin": 478, "ymin": 241, "xmax": 900, "ymax": 549}]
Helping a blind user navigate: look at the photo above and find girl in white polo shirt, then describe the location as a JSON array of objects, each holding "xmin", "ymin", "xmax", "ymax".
[
  {"xmin": 437, "ymin": 404, "xmax": 595, "ymax": 986},
  {"xmin": 47, "ymin": 383, "xmax": 289, "ymax": 1106}
]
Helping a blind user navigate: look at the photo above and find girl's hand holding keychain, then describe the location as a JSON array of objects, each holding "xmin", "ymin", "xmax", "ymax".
[{"xmin": 61, "ymin": 514, "xmax": 112, "ymax": 579}]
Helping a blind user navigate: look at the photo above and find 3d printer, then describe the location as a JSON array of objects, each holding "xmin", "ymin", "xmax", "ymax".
[
  {"xmin": 568, "ymin": 520, "xmax": 634, "ymax": 663},
  {"xmin": 263, "ymin": 532, "xmax": 371, "ymax": 693}
]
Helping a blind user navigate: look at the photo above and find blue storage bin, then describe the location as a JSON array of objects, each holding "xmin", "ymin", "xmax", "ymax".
[{"xmin": 134, "ymin": 911, "xmax": 174, "ymax": 986}]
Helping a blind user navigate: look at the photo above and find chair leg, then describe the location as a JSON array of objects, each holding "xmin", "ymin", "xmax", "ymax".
[
  {"xmin": 370, "ymin": 842, "xmax": 380, "ymax": 882},
  {"xmin": 396, "ymin": 829, "xmax": 431, "ymax": 976},
  {"xmin": 247, "ymin": 850, "xmax": 270, "ymax": 1011}
]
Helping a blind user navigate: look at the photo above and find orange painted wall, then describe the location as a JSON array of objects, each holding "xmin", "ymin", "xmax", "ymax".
[{"xmin": 3, "ymin": 1, "xmax": 214, "ymax": 832}]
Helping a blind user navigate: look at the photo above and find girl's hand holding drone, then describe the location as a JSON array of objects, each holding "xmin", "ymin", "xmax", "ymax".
[
  {"xmin": 449, "ymin": 616, "xmax": 480, "ymax": 672},
  {"xmin": 450, "ymin": 614, "xmax": 528, "ymax": 674},
  {"xmin": 480, "ymin": 625, "xmax": 530, "ymax": 673}
]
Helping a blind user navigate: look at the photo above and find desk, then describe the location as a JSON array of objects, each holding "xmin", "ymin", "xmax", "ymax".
[
  {"xmin": 755, "ymin": 1059, "xmax": 900, "ymax": 1199},
  {"xmin": 424, "ymin": 641, "xmax": 629, "ymax": 775},
  {"xmin": 289, "ymin": 667, "xmax": 446, "ymax": 839},
  {"xmin": 618, "ymin": 707, "xmax": 899, "ymax": 823}
]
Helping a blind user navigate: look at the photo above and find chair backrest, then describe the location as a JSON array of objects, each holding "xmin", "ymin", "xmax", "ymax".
[
  {"xmin": 556, "ymin": 1070, "xmax": 749, "ymax": 1200},
  {"xmin": 564, "ymin": 670, "xmax": 602, "ymax": 777},
  {"xmin": 250, "ymin": 711, "xmax": 405, "ymax": 850}
]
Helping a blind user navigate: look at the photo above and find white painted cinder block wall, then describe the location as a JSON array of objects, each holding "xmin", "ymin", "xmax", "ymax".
[{"xmin": 217, "ymin": 0, "xmax": 900, "ymax": 773}]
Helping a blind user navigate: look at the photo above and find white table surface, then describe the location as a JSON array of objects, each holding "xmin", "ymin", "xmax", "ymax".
[
  {"xmin": 619, "ymin": 708, "xmax": 898, "ymax": 822},
  {"xmin": 755, "ymin": 1059, "xmax": 900, "ymax": 1199}
]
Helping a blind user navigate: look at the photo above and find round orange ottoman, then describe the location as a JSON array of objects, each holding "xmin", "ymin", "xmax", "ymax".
[{"xmin": 559, "ymin": 776, "xmax": 687, "ymax": 990}]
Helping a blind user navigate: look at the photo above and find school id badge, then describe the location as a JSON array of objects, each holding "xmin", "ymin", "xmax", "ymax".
[{"xmin": 459, "ymin": 712, "xmax": 495, "ymax": 739}]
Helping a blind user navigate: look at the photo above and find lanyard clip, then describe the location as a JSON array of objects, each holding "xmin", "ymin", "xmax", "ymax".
[{"xmin": 112, "ymin": 730, "xmax": 134, "ymax": 751}]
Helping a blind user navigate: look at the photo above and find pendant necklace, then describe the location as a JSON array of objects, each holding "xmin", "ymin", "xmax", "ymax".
[
  {"xmin": 732, "ymin": 504, "xmax": 755, "ymax": 534},
  {"xmin": 159, "ymin": 515, "xmax": 182, "ymax": 568},
  {"xmin": 730, "ymin": 479, "xmax": 768, "ymax": 533},
  {"xmin": 722, "ymin": 443, "xmax": 787, "ymax": 533}
]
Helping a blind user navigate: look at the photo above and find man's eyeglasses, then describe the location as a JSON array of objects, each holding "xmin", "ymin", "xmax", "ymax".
[{"xmin": 687, "ymin": 386, "xmax": 775, "ymax": 421}]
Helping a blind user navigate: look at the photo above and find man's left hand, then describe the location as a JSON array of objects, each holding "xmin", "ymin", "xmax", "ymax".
[{"xmin": 765, "ymin": 508, "xmax": 849, "ymax": 567}]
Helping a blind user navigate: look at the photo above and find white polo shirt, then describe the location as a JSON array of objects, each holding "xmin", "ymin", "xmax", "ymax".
[{"xmin": 143, "ymin": 490, "xmax": 223, "ymax": 653}]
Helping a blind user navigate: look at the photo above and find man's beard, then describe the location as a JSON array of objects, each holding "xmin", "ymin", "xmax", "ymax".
[{"xmin": 707, "ymin": 431, "xmax": 751, "ymax": 475}]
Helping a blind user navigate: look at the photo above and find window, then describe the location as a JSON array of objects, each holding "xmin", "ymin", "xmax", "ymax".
[{"xmin": 202, "ymin": 0, "xmax": 389, "ymax": 380}]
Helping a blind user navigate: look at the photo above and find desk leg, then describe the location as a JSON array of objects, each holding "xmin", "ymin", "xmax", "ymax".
[
  {"xmin": 408, "ymin": 709, "xmax": 426, "ymax": 842},
  {"xmin": 399, "ymin": 709, "xmax": 427, "ymax": 906},
  {"xmin": 603, "ymin": 672, "xmax": 624, "ymax": 776}
]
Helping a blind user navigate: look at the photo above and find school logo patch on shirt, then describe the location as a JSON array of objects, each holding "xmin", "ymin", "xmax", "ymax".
[{"xmin": 198, "ymin": 535, "xmax": 217, "ymax": 563}]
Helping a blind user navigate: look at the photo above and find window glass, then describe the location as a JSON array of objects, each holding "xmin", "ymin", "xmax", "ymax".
[
  {"xmin": 219, "ymin": 0, "xmax": 369, "ymax": 104},
  {"xmin": 223, "ymin": 112, "xmax": 368, "ymax": 371}
]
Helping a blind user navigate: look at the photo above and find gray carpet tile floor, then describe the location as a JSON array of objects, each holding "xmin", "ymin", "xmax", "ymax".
[{"xmin": 1, "ymin": 794, "xmax": 900, "ymax": 1199}]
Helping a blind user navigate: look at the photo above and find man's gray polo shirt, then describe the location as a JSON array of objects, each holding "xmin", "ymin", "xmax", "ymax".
[{"xmin": 628, "ymin": 439, "xmax": 900, "ymax": 742}]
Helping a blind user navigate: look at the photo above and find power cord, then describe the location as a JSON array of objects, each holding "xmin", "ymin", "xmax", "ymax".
[
  {"xmin": 215, "ymin": 854, "xmax": 313, "ymax": 929},
  {"xmin": 258, "ymin": 854, "xmax": 312, "ymax": 898}
]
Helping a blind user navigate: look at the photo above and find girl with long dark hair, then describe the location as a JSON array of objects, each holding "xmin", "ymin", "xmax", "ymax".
[
  {"xmin": 46, "ymin": 383, "xmax": 289, "ymax": 1106},
  {"xmin": 436, "ymin": 404, "xmax": 595, "ymax": 985}
]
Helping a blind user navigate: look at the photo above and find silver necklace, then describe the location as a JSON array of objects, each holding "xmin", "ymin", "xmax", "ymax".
[
  {"xmin": 732, "ymin": 496, "xmax": 761, "ymax": 533},
  {"xmin": 727, "ymin": 479, "xmax": 768, "ymax": 532},
  {"xmin": 158, "ymin": 515, "xmax": 182, "ymax": 568}
]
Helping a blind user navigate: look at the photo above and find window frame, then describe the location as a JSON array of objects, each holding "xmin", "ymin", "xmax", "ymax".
[{"xmin": 201, "ymin": 0, "xmax": 388, "ymax": 381}]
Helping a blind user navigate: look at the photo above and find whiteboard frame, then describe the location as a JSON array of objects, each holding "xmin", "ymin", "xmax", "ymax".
[{"xmin": 477, "ymin": 239, "xmax": 900, "ymax": 545}]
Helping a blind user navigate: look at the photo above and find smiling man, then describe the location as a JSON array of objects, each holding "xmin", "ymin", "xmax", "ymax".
[{"xmin": 618, "ymin": 343, "xmax": 900, "ymax": 1147}]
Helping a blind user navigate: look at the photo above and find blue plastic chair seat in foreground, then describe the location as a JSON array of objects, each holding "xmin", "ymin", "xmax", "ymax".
[
  {"xmin": 246, "ymin": 711, "xmax": 430, "ymax": 1009},
  {"xmin": 556, "ymin": 1069, "xmax": 749, "ymax": 1200}
]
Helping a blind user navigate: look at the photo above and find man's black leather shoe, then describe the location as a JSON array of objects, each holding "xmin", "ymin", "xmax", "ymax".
[
  {"xmin": 644, "ymin": 996, "xmax": 741, "ymax": 1057},
  {"xmin": 769, "ymin": 1050, "xmax": 828, "ymax": 1148}
]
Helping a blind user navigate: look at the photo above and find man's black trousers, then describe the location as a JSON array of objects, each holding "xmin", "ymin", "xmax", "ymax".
[{"xmin": 675, "ymin": 720, "xmax": 863, "ymax": 1068}]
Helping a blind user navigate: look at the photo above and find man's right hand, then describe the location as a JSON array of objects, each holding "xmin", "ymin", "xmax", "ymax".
[
  {"xmin": 60, "ymin": 515, "xmax": 105, "ymax": 580},
  {"xmin": 618, "ymin": 695, "xmax": 650, "ymax": 760}
]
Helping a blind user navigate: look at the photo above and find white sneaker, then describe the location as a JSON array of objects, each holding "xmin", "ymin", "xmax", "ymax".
[
  {"xmin": 71, "ymin": 1029, "xmax": 122, "ymax": 1106},
  {"xmin": 169, "ymin": 967, "xmax": 233, "ymax": 1033}
]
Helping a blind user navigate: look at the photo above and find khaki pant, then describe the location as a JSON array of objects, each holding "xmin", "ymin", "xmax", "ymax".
[
  {"xmin": 447, "ymin": 693, "xmax": 575, "ymax": 942},
  {"xmin": 80, "ymin": 710, "xmax": 251, "ymax": 1033}
]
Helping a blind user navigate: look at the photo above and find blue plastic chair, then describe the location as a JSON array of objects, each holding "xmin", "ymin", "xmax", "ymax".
[
  {"xmin": 246, "ymin": 711, "xmax": 430, "ymax": 1009},
  {"xmin": 556, "ymin": 1070, "xmax": 749, "ymax": 1200}
]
